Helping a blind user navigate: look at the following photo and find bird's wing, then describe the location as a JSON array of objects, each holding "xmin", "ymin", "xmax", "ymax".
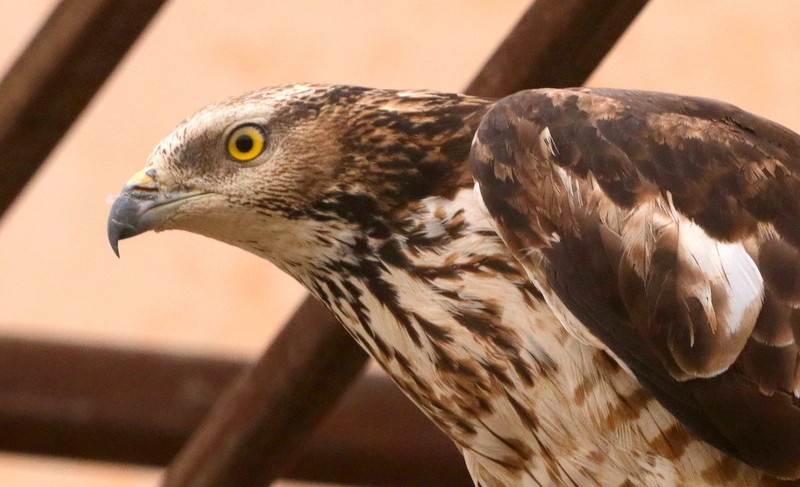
[{"xmin": 470, "ymin": 87, "xmax": 800, "ymax": 479}]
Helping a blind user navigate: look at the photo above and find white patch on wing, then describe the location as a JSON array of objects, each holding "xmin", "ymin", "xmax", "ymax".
[
  {"xmin": 621, "ymin": 200, "xmax": 763, "ymax": 373},
  {"xmin": 540, "ymin": 126, "xmax": 559, "ymax": 157},
  {"xmin": 675, "ymin": 218, "xmax": 763, "ymax": 336}
]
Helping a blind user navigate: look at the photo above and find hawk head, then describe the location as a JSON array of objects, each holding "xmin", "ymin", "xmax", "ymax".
[{"xmin": 108, "ymin": 84, "xmax": 488, "ymax": 270}]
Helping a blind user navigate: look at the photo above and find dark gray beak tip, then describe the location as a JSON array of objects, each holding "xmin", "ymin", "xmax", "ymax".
[
  {"xmin": 107, "ymin": 194, "xmax": 149, "ymax": 258},
  {"xmin": 110, "ymin": 237, "xmax": 121, "ymax": 258}
]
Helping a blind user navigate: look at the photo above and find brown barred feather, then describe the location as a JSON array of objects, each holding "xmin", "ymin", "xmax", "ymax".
[{"xmin": 472, "ymin": 87, "xmax": 800, "ymax": 479}]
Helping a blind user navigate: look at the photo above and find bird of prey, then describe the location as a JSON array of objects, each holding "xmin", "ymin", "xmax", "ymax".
[{"xmin": 108, "ymin": 84, "xmax": 800, "ymax": 486}]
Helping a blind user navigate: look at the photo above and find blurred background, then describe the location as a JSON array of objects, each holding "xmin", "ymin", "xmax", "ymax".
[{"xmin": 0, "ymin": 1, "xmax": 798, "ymax": 485}]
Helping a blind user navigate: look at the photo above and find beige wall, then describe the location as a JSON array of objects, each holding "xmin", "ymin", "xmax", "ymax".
[{"xmin": 0, "ymin": 1, "xmax": 798, "ymax": 485}]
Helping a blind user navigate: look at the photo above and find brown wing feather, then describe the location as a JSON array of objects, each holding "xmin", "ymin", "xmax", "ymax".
[{"xmin": 471, "ymin": 87, "xmax": 800, "ymax": 479}]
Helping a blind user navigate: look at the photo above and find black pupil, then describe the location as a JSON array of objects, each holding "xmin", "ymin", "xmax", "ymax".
[{"xmin": 235, "ymin": 134, "xmax": 254, "ymax": 153}]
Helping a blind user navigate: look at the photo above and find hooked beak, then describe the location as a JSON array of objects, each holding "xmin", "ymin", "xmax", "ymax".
[{"xmin": 107, "ymin": 168, "xmax": 205, "ymax": 257}]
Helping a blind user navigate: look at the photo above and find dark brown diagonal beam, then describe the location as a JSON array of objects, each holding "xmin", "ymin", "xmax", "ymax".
[
  {"xmin": 290, "ymin": 373, "xmax": 470, "ymax": 486},
  {"xmin": 465, "ymin": 0, "xmax": 650, "ymax": 97},
  {"xmin": 0, "ymin": 0, "xmax": 167, "ymax": 220},
  {"xmin": 163, "ymin": 296, "xmax": 372, "ymax": 487},
  {"xmin": 164, "ymin": 1, "xmax": 650, "ymax": 486},
  {"xmin": 0, "ymin": 334, "xmax": 467, "ymax": 485}
]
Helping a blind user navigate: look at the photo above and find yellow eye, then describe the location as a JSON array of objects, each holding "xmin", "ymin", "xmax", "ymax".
[{"xmin": 226, "ymin": 124, "xmax": 266, "ymax": 162}]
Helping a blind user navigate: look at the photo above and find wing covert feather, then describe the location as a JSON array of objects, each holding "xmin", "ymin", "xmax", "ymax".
[{"xmin": 470, "ymin": 88, "xmax": 800, "ymax": 479}]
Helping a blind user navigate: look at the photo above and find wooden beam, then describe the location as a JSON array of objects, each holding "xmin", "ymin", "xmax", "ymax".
[
  {"xmin": 287, "ymin": 372, "xmax": 470, "ymax": 486},
  {"xmin": 465, "ymin": 0, "xmax": 650, "ymax": 97},
  {"xmin": 0, "ymin": 334, "xmax": 469, "ymax": 485},
  {"xmin": 162, "ymin": 296, "xmax": 373, "ymax": 487},
  {"xmin": 0, "ymin": 334, "xmax": 239, "ymax": 465},
  {"xmin": 0, "ymin": 0, "xmax": 167, "ymax": 219}
]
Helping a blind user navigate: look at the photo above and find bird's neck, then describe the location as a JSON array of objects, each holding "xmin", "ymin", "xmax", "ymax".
[
  {"xmin": 283, "ymin": 187, "xmax": 564, "ymax": 427},
  {"xmin": 284, "ymin": 186, "xmax": 521, "ymax": 338}
]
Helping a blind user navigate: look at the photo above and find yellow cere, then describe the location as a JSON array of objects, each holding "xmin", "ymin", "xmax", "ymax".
[
  {"xmin": 227, "ymin": 124, "xmax": 266, "ymax": 162},
  {"xmin": 125, "ymin": 167, "xmax": 155, "ymax": 189}
]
